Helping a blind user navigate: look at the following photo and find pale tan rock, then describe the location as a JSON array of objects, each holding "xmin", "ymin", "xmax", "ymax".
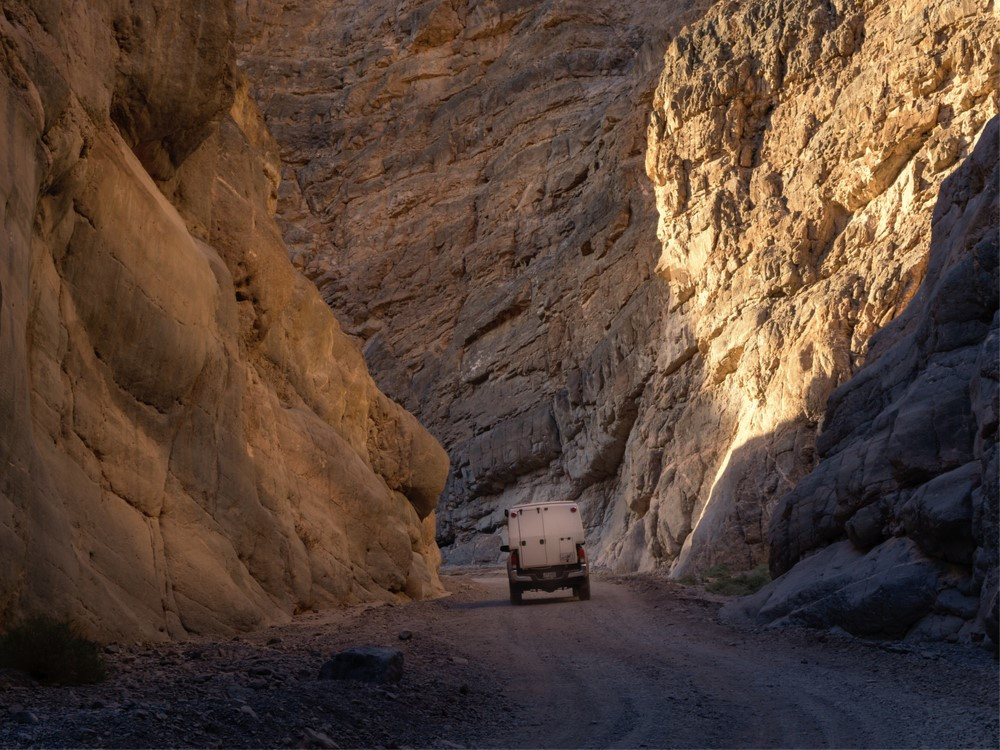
[
  {"xmin": 0, "ymin": 0, "xmax": 447, "ymax": 642},
  {"xmin": 642, "ymin": 0, "xmax": 998, "ymax": 578}
]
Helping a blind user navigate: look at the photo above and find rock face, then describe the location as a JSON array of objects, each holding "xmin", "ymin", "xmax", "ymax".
[
  {"xmin": 0, "ymin": 0, "xmax": 448, "ymax": 642},
  {"xmin": 239, "ymin": 0, "xmax": 997, "ymax": 605},
  {"xmin": 726, "ymin": 118, "xmax": 999, "ymax": 642},
  {"xmin": 641, "ymin": 0, "xmax": 997, "ymax": 581},
  {"xmin": 236, "ymin": 0, "xmax": 715, "ymax": 564}
]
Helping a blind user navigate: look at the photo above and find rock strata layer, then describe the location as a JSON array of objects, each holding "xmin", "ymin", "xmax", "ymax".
[
  {"xmin": 0, "ymin": 0, "xmax": 448, "ymax": 642},
  {"xmin": 236, "ymin": 0, "xmax": 714, "ymax": 564}
]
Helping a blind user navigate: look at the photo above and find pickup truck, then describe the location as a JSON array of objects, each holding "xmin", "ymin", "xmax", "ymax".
[{"xmin": 500, "ymin": 500, "xmax": 591, "ymax": 604}]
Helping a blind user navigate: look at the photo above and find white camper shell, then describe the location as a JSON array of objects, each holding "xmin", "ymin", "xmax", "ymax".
[{"xmin": 501, "ymin": 500, "xmax": 590, "ymax": 604}]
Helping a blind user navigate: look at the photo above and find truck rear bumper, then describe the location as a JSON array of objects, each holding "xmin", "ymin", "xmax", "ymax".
[{"xmin": 509, "ymin": 564, "xmax": 588, "ymax": 592}]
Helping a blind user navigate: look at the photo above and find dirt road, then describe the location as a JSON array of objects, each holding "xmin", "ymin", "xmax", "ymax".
[
  {"xmin": 0, "ymin": 569, "xmax": 996, "ymax": 749},
  {"xmin": 438, "ymin": 571, "xmax": 998, "ymax": 749}
]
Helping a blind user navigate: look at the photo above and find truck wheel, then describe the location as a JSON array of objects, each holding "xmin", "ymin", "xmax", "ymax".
[
  {"xmin": 509, "ymin": 584, "xmax": 523, "ymax": 605},
  {"xmin": 577, "ymin": 581, "xmax": 591, "ymax": 601}
]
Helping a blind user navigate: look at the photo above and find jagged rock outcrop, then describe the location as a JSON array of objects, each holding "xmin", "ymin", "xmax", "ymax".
[
  {"xmin": 0, "ymin": 0, "xmax": 447, "ymax": 642},
  {"xmin": 725, "ymin": 118, "xmax": 998, "ymax": 643},
  {"xmin": 644, "ymin": 0, "xmax": 998, "ymax": 642},
  {"xmin": 641, "ymin": 0, "xmax": 997, "ymax": 580},
  {"xmin": 239, "ymin": 0, "xmax": 997, "ymax": 604}
]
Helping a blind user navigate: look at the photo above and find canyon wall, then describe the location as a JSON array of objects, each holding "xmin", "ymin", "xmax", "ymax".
[
  {"xmin": 3, "ymin": 0, "xmax": 992, "ymax": 646},
  {"xmin": 649, "ymin": 0, "xmax": 998, "ymax": 641},
  {"xmin": 642, "ymin": 0, "xmax": 997, "ymax": 583},
  {"xmin": 236, "ymin": 0, "xmax": 715, "ymax": 564},
  {"xmin": 0, "ymin": 0, "xmax": 447, "ymax": 642},
  {"xmin": 727, "ymin": 119, "xmax": 998, "ymax": 641},
  {"xmin": 240, "ymin": 0, "xmax": 996, "ymax": 617}
]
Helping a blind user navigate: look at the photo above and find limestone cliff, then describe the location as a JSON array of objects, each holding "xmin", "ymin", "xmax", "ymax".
[
  {"xmin": 643, "ymin": 0, "xmax": 997, "ymax": 579},
  {"xmin": 725, "ymin": 118, "xmax": 999, "ymax": 642},
  {"xmin": 0, "ymin": 0, "xmax": 448, "ymax": 642},
  {"xmin": 645, "ymin": 0, "xmax": 998, "ymax": 641}
]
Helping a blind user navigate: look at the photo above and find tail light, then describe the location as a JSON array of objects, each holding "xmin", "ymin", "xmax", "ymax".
[
  {"xmin": 576, "ymin": 544, "xmax": 586, "ymax": 563},
  {"xmin": 510, "ymin": 550, "xmax": 520, "ymax": 570}
]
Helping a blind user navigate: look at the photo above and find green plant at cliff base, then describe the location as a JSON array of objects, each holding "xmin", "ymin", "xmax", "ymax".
[
  {"xmin": 682, "ymin": 564, "xmax": 771, "ymax": 596},
  {"xmin": 0, "ymin": 616, "xmax": 106, "ymax": 684}
]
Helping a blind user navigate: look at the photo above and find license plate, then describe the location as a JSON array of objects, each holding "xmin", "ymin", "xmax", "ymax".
[{"xmin": 542, "ymin": 572, "xmax": 557, "ymax": 580}]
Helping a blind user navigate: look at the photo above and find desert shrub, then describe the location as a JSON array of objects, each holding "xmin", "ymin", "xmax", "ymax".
[
  {"xmin": 0, "ymin": 616, "xmax": 106, "ymax": 684},
  {"xmin": 704, "ymin": 564, "xmax": 771, "ymax": 596},
  {"xmin": 702, "ymin": 564, "xmax": 732, "ymax": 579}
]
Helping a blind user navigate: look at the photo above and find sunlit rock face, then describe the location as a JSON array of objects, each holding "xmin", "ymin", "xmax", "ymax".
[
  {"xmin": 239, "ymin": 0, "xmax": 997, "ymax": 599},
  {"xmin": 0, "ymin": 0, "xmax": 447, "ymax": 642},
  {"xmin": 642, "ymin": 0, "xmax": 997, "ymax": 580},
  {"xmin": 727, "ymin": 120, "xmax": 998, "ymax": 642},
  {"xmin": 236, "ymin": 0, "xmax": 715, "ymax": 564}
]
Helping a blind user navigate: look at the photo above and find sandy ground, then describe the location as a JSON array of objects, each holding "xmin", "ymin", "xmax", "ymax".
[{"xmin": 0, "ymin": 568, "xmax": 996, "ymax": 749}]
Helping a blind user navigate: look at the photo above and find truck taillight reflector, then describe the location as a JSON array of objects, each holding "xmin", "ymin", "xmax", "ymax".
[
  {"xmin": 511, "ymin": 550, "xmax": 520, "ymax": 569},
  {"xmin": 577, "ymin": 544, "xmax": 586, "ymax": 562}
]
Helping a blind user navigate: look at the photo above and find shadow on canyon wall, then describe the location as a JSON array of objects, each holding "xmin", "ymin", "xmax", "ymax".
[
  {"xmin": 440, "ymin": 111, "xmax": 999, "ymax": 648},
  {"xmin": 725, "ymin": 117, "xmax": 999, "ymax": 644},
  {"xmin": 235, "ymin": 0, "xmax": 718, "ymax": 566},
  {"xmin": 237, "ymin": 0, "xmax": 997, "ymax": 646}
]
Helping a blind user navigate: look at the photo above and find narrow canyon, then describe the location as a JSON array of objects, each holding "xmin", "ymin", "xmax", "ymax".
[
  {"xmin": 1, "ymin": 0, "xmax": 998, "ymax": 661},
  {"xmin": 238, "ymin": 0, "xmax": 999, "ymax": 644}
]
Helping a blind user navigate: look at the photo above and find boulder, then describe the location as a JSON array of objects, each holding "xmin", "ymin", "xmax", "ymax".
[
  {"xmin": 318, "ymin": 647, "xmax": 404, "ymax": 684},
  {"xmin": 722, "ymin": 538, "xmax": 940, "ymax": 639}
]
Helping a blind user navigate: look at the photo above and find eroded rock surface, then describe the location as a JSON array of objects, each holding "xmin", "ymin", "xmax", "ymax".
[
  {"xmin": 642, "ymin": 0, "xmax": 997, "ymax": 581},
  {"xmin": 236, "ymin": 0, "xmax": 714, "ymax": 564},
  {"xmin": 727, "ymin": 117, "xmax": 999, "ymax": 643},
  {"xmin": 239, "ymin": 0, "xmax": 997, "ymax": 612},
  {"xmin": 0, "ymin": 0, "xmax": 447, "ymax": 642}
]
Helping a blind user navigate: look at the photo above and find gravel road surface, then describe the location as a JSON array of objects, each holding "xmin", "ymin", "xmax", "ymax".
[{"xmin": 0, "ymin": 569, "xmax": 995, "ymax": 748}]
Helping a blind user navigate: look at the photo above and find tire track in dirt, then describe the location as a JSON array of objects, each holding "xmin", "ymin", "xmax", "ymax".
[
  {"xmin": 0, "ymin": 570, "xmax": 994, "ymax": 749},
  {"xmin": 437, "ymin": 571, "xmax": 998, "ymax": 749}
]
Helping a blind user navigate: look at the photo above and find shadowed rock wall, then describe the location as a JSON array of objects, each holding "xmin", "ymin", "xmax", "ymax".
[
  {"xmin": 0, "ymin": 0, "xmax": 447, "ymax": 642},
  {"xmin": 642, "ymin": 0, "xmax": 997, "ymax": 579},
  {"xmin": 236, "ymin": 0, "xmax": 715, "ymax": 564},
  {"xmin": 646, "ymin": 0, "xmax": 998, "ymax": 642},
  {"xmin": 726, "ymin": 118, "xmax": 998, "ymax": 643}
]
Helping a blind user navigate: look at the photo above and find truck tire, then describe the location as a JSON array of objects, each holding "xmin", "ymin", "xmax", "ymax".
[
  {"xmin": 509, "ymin": 584, "xmax": 523, "ymax": 605},
  {"xmin": 577, "ymin": 580, "xmax": 591, "ymax": 601}
]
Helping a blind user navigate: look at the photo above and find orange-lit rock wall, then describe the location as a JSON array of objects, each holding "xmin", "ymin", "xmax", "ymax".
[{"xmin": 0, "ymin": 0, "xmax": 448, "ymax": 641}]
